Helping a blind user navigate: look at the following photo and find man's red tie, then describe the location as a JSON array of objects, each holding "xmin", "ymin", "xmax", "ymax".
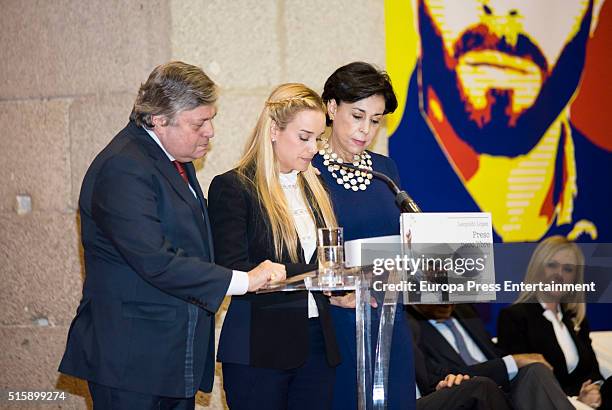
[{"xmin": 172, "ymin": 161, "xmax": 189, "ymax": 185}]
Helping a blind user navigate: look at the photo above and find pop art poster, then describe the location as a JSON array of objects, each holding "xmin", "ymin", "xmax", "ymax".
[{"xmin": 386, "ymin": 0, "xmax": 612, "ymax": 242}]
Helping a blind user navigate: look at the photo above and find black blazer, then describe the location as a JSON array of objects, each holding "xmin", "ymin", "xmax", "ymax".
[
  {"xmin": 407, "ymin": 305, "xmax": 510, "ymax": 388},
  {"xmin": 208, "ymin": 169, "xmax": 340, "ymax": 369},
  {"xmin": 497, "ymin": 303, "xmax": 603, "ymax": 396},
  {"xmin": 407, "ymin": 311, "xmax": 447, "ymax": 395},
  {"xmin": 59, "ymin": 121, "xmax": 232, "ymax": 398}
]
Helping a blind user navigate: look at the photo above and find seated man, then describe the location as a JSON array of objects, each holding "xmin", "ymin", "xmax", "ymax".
[
  {"xmin": 412, "ymin": 310, "xmax": 511, "ymax": 410},
  {"xmin": 415, "ymin": 350, "xmax": 511, "ymax": 410},
  {"xmin": 407, "ymin": 304, "xmax": 574, "ymax": 410},
  {"xmin": 417, "ymin": 374, "xmax": 511, "ymax": 410}
]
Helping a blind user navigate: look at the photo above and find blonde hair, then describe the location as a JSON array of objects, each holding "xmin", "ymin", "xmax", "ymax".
[
  {"xmin": 515, "ymin": 236, "xmax": 586, "ymax": 329},
  {"xmin": 236, "ymin": 83, "xmax": 337, "ymax": 262}
]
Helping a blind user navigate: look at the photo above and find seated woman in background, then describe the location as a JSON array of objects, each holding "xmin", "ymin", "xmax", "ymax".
[
  {"xmin": 312, "ymin": 61, "xmax": 416, "ymax": 409},
  {"xmin": 497, "ymin": 235, "xmax": 611, "ymax": 409},
  {"xmin": 208, "ymin": 83, "xmax": 340, "ymax": 410}
]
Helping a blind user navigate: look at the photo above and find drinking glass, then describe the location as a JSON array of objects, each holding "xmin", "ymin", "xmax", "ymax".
[{"xmin": 317, "ymin": 227, "xmax": 344, "ymax": 286}]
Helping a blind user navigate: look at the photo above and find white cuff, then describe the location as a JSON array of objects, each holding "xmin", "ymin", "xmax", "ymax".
[
  {"xmin": 226, "ymin": 270, "xmax": 249, "ymax": 295},
  {"xmin": 503, "ymin": 355, "xmax": 519, "ymax": 380}
]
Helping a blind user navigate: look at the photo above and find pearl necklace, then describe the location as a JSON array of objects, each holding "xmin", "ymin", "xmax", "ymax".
[{"xmin": 319, "ymin": 140, "xmax": 373, "ymax": 191}]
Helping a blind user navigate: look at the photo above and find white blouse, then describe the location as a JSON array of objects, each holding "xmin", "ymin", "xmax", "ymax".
[
  {"xmin": 279, "ymin": 171, "xmax": 319, "ymax": 318},
  {"xmin": 540, "ymin": 303, "xmax": 579, "ymax": 374}
]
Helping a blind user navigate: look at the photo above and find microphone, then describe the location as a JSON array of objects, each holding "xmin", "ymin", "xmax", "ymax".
[{"xmin": 331, "ymin": 161, "xmax": 421, "ymax": 213}]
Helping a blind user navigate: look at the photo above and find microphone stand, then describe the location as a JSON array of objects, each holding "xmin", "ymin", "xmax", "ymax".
[
  {"xmin": 328, "ymin": 160, "xmax": 420, "ymax": 409},
  {"xmin": 333, "ymin": 161, "xmax": 421, "ymax": 213}
]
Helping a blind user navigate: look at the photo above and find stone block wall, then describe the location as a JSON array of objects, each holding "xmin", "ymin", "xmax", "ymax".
[{"xmin": 0, "ymin": 1, "xmax": 386, "ymax": 408}]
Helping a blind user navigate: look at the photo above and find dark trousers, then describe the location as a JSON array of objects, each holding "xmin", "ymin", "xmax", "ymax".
[
  {"xmin": 508, "ymin": 363, "xmax": 574, "ymax": 410},
  {"xmin": 417, "ymin": 377, "xmax": 511, "ymax": 410},
  {"xmin": 222, "ymin": 319, "xmax": 336, "ymax": 410},
  {"xmin": 602, "ymin": 376, "xmax": 612, "ymax": 410},
  {"xmin": 88, "ymin": 381, "xmax": 195, "ymax": 410}
]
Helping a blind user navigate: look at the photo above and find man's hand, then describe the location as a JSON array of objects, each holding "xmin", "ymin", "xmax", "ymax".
[
  {"xmin": 512, "ymin": 353, "xmax": 553, "ymax": 371},
  {"xmin": 247, "ymin": 260, "xmax": 286, "ymax": 292},
  {"xmin": 435, "ymin": 374, "xmax": 470, "ymax": 391},
  {"xmin": 324, "ymin": 291, "xmax": 378, "ymax": 309},
  {"xmin": 578, "ymin": 379, "xmax": 602, "ymax": 408}
]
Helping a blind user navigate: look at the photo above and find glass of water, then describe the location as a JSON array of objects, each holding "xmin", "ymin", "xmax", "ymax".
[{"xmin": 317, "ymin": 227, "xmax": 344, "ymax": 286}]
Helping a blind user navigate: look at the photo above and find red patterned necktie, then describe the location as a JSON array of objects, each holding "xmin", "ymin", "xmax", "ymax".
[{"xmin": 172, "ymin": 161, "xmax": 189, "ymax": 185}]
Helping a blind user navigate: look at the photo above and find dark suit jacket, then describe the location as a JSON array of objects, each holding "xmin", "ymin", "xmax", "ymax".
[
  {"xmin": 59, "ymin": 120, "xmax": 232, "ymax": 398},
  {"xmin": 407, "ymin": 305, "xmax": 510, "ymax": 389},
  {"xmin": 208, "ymin": 169, "xmax": 340, "ymax": 369},
  {"xmin": 407, "ymin": 312, "xmax": 445, "ymax": 395},
  {"xmin": 497, "ymin": 303, "xmax": 603, "ymax": 396}
]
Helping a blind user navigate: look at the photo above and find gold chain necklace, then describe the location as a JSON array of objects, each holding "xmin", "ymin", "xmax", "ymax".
[{"xmin": 319, "ymin": 140, "xmax": 373, "ymax": 191}]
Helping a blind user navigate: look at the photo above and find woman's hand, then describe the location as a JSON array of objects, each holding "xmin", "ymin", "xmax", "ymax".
[
  {"xmin": 324, "ymin": 291, "xmax": 378, "ymax": 309},
  {"xmin": 578, "ymin": 379, "xmax": 602, "ymax": 408}
]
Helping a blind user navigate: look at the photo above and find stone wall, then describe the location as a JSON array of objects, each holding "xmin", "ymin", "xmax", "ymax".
[{"xmin": 0, "ymin": 1, "xmax": 386, "ymax": 408}]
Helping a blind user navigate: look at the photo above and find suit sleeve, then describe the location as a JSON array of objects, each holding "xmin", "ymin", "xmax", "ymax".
[
  {"xmin": 91, "ymin": 155, "xmax": 232, "ymax": 314},
  {"xmin": 577, "ymin": 318, "xmax": 604, "ymax": 382},
  {"xmin": 465, "ymin": 359, "xmax": 510, "ymax": 387},
  {"xmin": 208, "ymin": 172, "xmax": 316, "ymax": 277}
]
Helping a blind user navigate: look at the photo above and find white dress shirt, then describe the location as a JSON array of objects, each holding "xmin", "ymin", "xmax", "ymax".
[
  {"xmin": 430, "ymin": 317, "xmax": 519, "ymax": 380},
  {"xmin": 144, "ymin": 127, "xmax": 249, "ymax": 296},
  {"xmin": 279, "ymin": 171, "xmax": 319, "ymax": 318},
  {"xmin": 540, "ymin": 302, "xmax": 579, "ymax": 374}
]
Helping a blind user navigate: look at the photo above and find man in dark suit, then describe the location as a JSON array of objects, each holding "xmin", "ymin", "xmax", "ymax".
[
  {"xmin": 408, "ymin": 304, "xmax": 575, "ymax": 410},
  {"xmin": 411, "ymin": 310, "xmax": 512, "ymax": 410},
  {"xmin": 59, "ymin": 61, "xmax": 285, "ymax": 409},
  {"xmin": 414, "ymin": 345, "xmax": 512, "ymax": 409}
]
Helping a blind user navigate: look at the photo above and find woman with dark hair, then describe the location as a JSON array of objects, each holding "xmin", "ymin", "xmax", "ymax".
[{"xmin": 312, "ymin": 62, "xmax": 416, "ymax": 409}]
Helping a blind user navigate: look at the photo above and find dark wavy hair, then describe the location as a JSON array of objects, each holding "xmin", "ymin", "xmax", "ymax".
[{"xmin": 321, "ymin": 61, "xmax": 398, "ymax": 125}]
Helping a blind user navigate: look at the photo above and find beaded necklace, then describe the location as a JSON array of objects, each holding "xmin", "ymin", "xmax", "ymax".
[{"xmin": 319, "ymin": 140, "xmax": 373, "ymax": 191}]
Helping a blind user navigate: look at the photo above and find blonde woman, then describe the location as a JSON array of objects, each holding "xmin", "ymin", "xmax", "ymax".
[
  {"xmin": 208, "ymin": 83, "xmax": 340, "ymax": 410},
  {"xmin": 497, "ymin": 236, "xmax": 610, "ymax": 409}
]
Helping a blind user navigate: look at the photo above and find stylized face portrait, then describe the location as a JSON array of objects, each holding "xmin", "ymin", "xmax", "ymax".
[{"xmin": 419, "ymin": 0, "xmax": 593, "ymax": 156}]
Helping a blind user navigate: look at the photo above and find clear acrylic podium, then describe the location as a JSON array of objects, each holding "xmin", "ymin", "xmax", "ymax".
[
  {"xmin": 259, "ymin": 266, "xmax": 400, "ymax": 410},
  {"xmin": 257, "ymin": 214, "xmax": 497, "ymax": 408}
]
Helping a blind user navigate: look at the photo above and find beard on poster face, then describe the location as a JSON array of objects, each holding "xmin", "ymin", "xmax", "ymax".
[{"xmin": 418, "ymin": 0, "xmax": 593, "ymax": 157}]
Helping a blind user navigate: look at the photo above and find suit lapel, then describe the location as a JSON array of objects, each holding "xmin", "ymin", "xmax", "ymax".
[
  {"xmin": 154, "ymin": 159, "xmax": 209, "ymax": 242},
  {"xmin": 129, "ymin": 123, "xmax": 202, "ymax": 214},
  {"xmin": 304, "ymin": 189, "xmax": 324, "ymax": 265},
  {"xmin": 527, "ymin": 303, "xmax": 571, "ymax": 375},
  {"xmin": 184, "ymin": 162, "xmax": 215, "ymax": 262},
  {"xmin": 128, "ymin": 122, "xmax": 212, "ymax": 258},
  {"xmin": 454, "ymin": 314, "xmax": 498, "ymax": 360},
  {"xmin": 561, "ymin": 312, "xmax": 581, "ymax": 355},
  {"xmin": 420, "ymin": 320, "xmax": 467, "ymax": 367}
]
